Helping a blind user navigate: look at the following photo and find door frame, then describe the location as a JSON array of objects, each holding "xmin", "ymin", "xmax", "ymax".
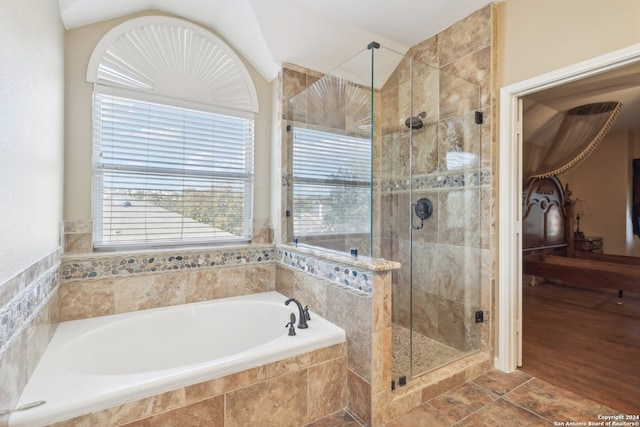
[{"xmin": 495, "ymin": 42, "xmax": 640, "ymax": 372}]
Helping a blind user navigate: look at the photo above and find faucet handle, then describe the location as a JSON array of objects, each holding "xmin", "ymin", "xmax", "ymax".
[
  {"xmin": 286, "ymin": 313, "xmax": 296, "ymax": 336},
  {"xmin": 303, "ymin": 305, "xmax": 311, "ymax": 321}
]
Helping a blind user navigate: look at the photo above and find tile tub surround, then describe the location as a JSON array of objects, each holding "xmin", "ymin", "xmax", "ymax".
[
  {"xmin": 60, "ymin": 245, "xmax": 275, "ymax": 282},
  {"xmin": 58, "ymin": 246, "xmax": 276, "ymax": 322},
  {"xmin": 276, "ymin": 244, "xmax": 400, "ymax": 295},
  {"xmin": 58, "ymin": 241, "xmax": 395, "ymax": 326},
  {"xmin": 276, "ymin": 245, "xmax": 397, "ymax": 426},
  {"xmin": 0, "ymin": 250, "xmax": 61, "ymax": 427},
  {"xmin": 275, "ymin": 245, "xmax": 494, "ymax": 426},
  {"xmin": 46, "ymin": 342, "xmax": 347, "ymax": 427}
]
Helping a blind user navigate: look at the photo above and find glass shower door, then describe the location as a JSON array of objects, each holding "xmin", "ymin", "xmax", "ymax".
[
  {"xmin": 408, "ymin": 67, "xmax": 483, "ymax": 378},
  {"xmin": 380, "ymin": 53, "xmax": 484, "ymax": 381},
  {"xmin": 287, "ymin": 41, "xmax": 486, "ymax": 383}
]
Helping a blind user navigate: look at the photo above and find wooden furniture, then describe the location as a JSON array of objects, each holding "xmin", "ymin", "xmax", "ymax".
[
  {"xmin": 522, "ymin": 176, "xmax": 571, "ymax": 252},
  {"xmin": 573, "ymin": 236, "xmax": 603, "ymax": 252},
  {"xmin": 522, "ymin": 176, "xmax": 640, "ymax": 295},
  {"xmin": 523, "ymin": 252, "xmax": 640, "ymax": 294}
]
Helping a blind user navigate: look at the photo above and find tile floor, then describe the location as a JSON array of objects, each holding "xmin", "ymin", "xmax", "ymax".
[{"xmin": 309, "ymin": 369, "xmax": 632, "ymax": 427}]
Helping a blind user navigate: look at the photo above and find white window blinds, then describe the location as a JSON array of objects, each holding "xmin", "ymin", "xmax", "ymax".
[
  {"xmin": 292, "ymin": 128, "xmax": 371, "ymax": 235},
  {"xmin": 92, "ymin": 92, "xmax": 254, "ymax": 249}
]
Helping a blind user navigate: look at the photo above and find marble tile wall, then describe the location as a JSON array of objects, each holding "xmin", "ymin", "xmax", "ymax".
[
  {"xmin": 370, "ymin": 5, "xmax": 496, "ymax": 426},
  {"xmin": 275, "ymin": 261, "xmax": 373, "ymax": 382},
  {"xmin": 376, "ymin": 4, "xmax": 494, "ymax": 357},
  {"xmin": 60, "ymin": 245, "xmax": 274, "ymax": 282},
  {"xmin": 58, "ymin": 263, "xmax": 276, "ymax": 321},
  {"xmin": 252, "ymin": 218, "xmax": 273, "ymax": 244},
  {"xmin": 279, "ymin": 65, "xmax": 319, "ymax": 245},
  {"xmin": 62, "ymin": 221, "xmax": 92, "ymax": 254},
  {"xmin": 275, "ymin": 244, "xmax": 396, "ymax": 426},
  {"xmin": 58, "ymin": 246, "xmax": 276, "ymax": 321},
  {"xmin": 49, "ymin": 342, "xmax": 347, "ymax": 426},
  {"xmin": 0, "ymin": 250, "xmax": 61, "ymax": 427},
  {"xmin": 270, "ymin": 7, "xmax": 495, "ymax": 426}
]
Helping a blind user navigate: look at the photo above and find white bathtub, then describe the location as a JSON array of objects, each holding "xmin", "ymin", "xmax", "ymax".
[{"xmin": 10, "ymin": 291, "xmax": 345, "ymax": 427}]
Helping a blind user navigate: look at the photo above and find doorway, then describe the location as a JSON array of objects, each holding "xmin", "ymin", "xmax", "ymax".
[{"xmin": 497, "ymin": 42, "xmax": 640, "ymax": 372}]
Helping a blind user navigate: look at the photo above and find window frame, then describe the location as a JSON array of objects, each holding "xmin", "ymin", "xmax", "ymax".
[{"xmin": 91, "ymin": 85, "xmax": 255, "ymax": 251}]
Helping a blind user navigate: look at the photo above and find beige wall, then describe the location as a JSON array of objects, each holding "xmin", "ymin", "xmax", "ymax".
[
  {"xmin": 498, "ymin": 0, "xmax": 640, "ymax": 258},
  {"xmin": 497, "ymin": 0, "xmax": 640, "ymax": 87},
  {"xmin": 63, "ymin": 10, "xmax": 272, "ymax": 229},
  {"xmin": 0, "ymin": 0, "xmax": 65, "ymax": 285},
  {"xmin": 0, "ymin": 0, "xmax": 64, "ymax": 418},
  {"xmin": 560, "ymin": 131, "xmax": 636, "ymax": 255}
]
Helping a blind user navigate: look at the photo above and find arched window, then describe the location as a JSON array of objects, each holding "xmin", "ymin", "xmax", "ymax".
[{"xmin": 87, "ymin": 16, "xmax": 258, "ymax": 249}]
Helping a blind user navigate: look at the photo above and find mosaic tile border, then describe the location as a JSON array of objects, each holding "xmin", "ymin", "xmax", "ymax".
[
  {"xmin": 277, "ymin": 247, "xmax": 376, "ymax": 295},
  {"xmin": 377, "ymin": 168, "xmax": 492, "ymax": 193},
  {"xmin": 60, "ymin": 246, "xmax": 276, "ymax": 282},
  {"xmin": 0, "ymin": 265, "xmax": 59, "ymax": 356}
]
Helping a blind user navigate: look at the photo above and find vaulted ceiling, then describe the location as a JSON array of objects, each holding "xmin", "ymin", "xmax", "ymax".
[
  {"xmin": 58, "ymin": 0, "xmax": 640, "ymax": 133},
  {"xmin": 58, "ymin": 0, "xmax": 495, "ymax": 81}
]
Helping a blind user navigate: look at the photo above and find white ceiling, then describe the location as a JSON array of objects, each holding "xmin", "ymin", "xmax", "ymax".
[
  {"xmin": 58, "ymin": 0, "xmax": 640, "ymax": 134},
  {"xmin": 524, "ymin": 61, "xmax": 640, "ymax": 135},
  {"xmin": 57, "ymin": 0, "xmax": 494, "ymax": 81}
]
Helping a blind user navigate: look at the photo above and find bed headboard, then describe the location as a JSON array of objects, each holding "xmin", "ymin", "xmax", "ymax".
[{"xmin": 522, "ymin": 176, "xmax": 570, "ymax": 252}]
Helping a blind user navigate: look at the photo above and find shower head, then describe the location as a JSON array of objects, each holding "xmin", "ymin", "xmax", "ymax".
[{"xmin": 404, "ymin": 111, "xmax": 427, "ymax": 130}]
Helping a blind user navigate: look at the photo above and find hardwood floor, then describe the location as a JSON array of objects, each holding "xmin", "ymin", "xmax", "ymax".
[{"xmin": 521, "ymin": 281, "xmax": 640, "ymax": 415}]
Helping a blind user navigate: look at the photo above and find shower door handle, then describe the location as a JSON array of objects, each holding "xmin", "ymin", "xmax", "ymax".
[{"xmin": 411, "ymin": 198, "xmax": 433, "ymax": 230}]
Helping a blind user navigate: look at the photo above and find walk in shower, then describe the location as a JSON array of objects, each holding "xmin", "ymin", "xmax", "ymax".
[{"xmin": 287, "ymin": 42, "xmax": 485, "ymax": 383}]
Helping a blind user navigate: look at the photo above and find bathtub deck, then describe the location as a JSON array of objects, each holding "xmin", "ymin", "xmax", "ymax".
[{"xmin": 10, "ymin": 292, "xmax": 346, "ymax": 427}]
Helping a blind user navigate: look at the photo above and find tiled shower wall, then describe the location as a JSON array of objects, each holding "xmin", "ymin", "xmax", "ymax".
[
  {"xmin": 278, "ymin": 6, "xmax": 494, "ymax": 356},
  {"xmin": 276, "ymin": 5, "xmax": 495, "ymax": 426},
  {"xmin": 376, "ymin": 5, "xmax": 494, "ymax": 353}
]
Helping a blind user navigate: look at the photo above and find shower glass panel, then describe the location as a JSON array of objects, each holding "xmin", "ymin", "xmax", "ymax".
[
  {"xmin": 288, "ymin": 48, "xmax": 375, "ymax": 255},
  {"xmin": 374, "ymin": 54, "xmax": 483, "ymax": 380},
  {"xmin": 288, "ymin": 43, "xmax": 483, "ymax": 383}
]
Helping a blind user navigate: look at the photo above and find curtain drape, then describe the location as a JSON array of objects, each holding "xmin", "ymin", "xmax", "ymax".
[{"xmin": 523, "ymin": 101, "xmax": 622, "ymax": 182}]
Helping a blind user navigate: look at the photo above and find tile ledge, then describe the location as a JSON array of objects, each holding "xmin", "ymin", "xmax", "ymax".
[{"xmin": 277, "ymin": 244, "xmax": 401, "ymax": 272}]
